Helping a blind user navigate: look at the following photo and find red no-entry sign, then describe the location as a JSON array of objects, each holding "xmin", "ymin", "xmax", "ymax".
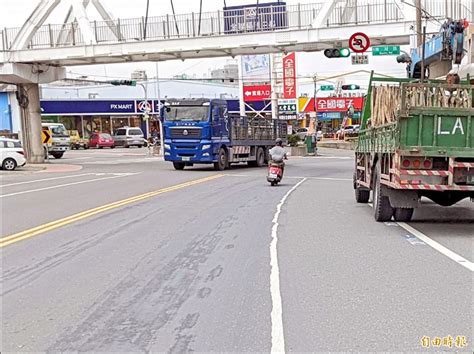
[{"xmin": 349, "ymin": 32, "xmax": 370, "ymax": 53}]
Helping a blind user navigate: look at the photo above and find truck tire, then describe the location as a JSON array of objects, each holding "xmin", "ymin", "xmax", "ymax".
[
  {"xmin": 52, "ymin": 152, "xmax": 64, "ymax": 159},
  {"xmin": 355, "ymin": 188, "xmax": 370, "ymax": 203},
  {"xmin": 214, "ymin": 148, "xmax": 227, "ymax": 171},
  {"xmin": 256, "ymin": 147, "xmax": 265, "ymax": 167},
  {"xmin": 173, "ymin": 162, "xmax": 185, "ymax": 170},
  {"xmin": 393, "ymin": 208, "xmax": 414, "ymax": 222},
  {"xmin": 373, "ymin": 165, "xmax": 393, "ymax": 222},
  {"xmin": 354, "ymin": 173, "xmax": 369, "ymax": 203}
]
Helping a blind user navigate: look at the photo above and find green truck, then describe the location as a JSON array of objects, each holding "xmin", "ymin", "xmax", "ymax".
[{"xmin": 354, "ymin": 74, "xmax": 473, "ymax": 221}]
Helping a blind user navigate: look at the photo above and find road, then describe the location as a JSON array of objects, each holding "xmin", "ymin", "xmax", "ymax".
[{"xmin": 1, "ymin": 147, "xmax": 472, "ymax": 352}]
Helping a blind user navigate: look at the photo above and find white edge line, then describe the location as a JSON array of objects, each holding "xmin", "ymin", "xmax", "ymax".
[
  {"xmin": 270, "ymin": 177, "xmax": 307, "ymax": 353},
  {"xmin": 0, "ymin": 173, "xmax": 96, "ymax": 187},
  {"xmin": 397, "ymin": 222, "xmax": 474, "ymax": 272},
  {"xmin": 0, "ymin": 173, "xmax": 139, "ymax": 198}
]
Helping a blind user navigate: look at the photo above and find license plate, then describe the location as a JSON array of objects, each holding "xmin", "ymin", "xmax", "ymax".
[
  {"xmin": 269, "ymin": 173, "xmax": 277, "ymax": 178},
  {"xmin": 182, "ymin": 157, "xmax": 191, "ymax": 161}
]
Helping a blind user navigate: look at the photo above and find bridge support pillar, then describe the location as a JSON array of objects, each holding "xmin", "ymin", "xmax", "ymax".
[{"xmin": 18, "ymin": 84, "xmax": 44, "ymax": 163}]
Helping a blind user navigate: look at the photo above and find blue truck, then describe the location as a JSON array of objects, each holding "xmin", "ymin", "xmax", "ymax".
[{"xmin": 163, "ymin": 98, "xmax": 287, "ymax": 170}]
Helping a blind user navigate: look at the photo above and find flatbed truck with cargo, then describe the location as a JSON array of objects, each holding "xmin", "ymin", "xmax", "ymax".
[
  {"xmin": 162, "ymin": 98, "xmax": 287, "ymax": 170},
  {"xmin": 354, "ymin": 75, "xmax": 474, "ymax": 221}
]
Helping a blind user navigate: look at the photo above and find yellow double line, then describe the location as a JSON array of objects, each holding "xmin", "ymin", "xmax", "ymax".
[{"xmin": 0, "ymin": 174, "xmax": 224, "ymax": 248}]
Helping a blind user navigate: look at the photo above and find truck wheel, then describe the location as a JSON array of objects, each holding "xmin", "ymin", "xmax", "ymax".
[
  {"xmin": 52, "ymin": 152, "xmax": 64, "ymax": 159},
  {"xmin": 173, "ymin": 162, "xmax": 185, "ymax": 170},
  {"xmin": 354, "ymin": 173, "xmax": 369, "ymax": 203},
  {"xmin": 214, "ymin": 148, "xmax": 227, "ymax": 171},
  {"xmin": 355, "ymin": 188, "xmax": 370, "ymax": 203},
  {"xmin": 256, "ymin": 147, "xmax": 265, "ymax": 167},
  {"xmin": 373, "ymin": 165, "xmax": 393, "ymax": 222},
  {"xmin": 393, "ymin": 208, "xmax": 414, "ymax": 222}
]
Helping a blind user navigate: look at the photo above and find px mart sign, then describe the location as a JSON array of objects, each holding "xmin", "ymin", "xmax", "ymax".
[{"xmin": 243, "ymin": 84, "xmax": 271, "ymax": 102}]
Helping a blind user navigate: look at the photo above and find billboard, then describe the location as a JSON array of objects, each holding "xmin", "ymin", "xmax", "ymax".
[
  {"xmin": 223, "ymin": 2, "xmax": 288, "ymax": 34},
  {"xmin": 241, "ymin": 54, "xmax": 270, "ymax": 81},
  {"xmin": 283, "ymin": 53, "xmax": 296, "ymax": 99}
]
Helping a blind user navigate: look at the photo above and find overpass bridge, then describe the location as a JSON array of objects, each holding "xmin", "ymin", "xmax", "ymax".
[{"xmin": 0, "ymin": 0, "xmax": 472, "ymax": 162}]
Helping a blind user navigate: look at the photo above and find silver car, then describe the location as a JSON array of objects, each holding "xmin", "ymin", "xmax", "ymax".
[{"xmin": 113, "ymin": 127, "xmax": 145, "ymax": 148}]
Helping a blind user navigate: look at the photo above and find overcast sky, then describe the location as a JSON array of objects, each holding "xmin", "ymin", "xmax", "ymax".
[{"xmin": 1, "ymin": 0, "xmax": 410, "ymax": 95}]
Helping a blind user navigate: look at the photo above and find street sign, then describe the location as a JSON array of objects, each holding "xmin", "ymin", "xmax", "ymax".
[
  {"xmin": 351, "ymin": 54, "xmax": 369, "ymax": 65},
  {"xmin": 320, "ymin": 85, "xmax": 334, "ymax": 91},
  {"xmin": 278, "ymin": 98, "xmax": 298, "ymax": 115},
  {"xmin": 42, "ymin": 128, "xmax": 52, "ymax": 144},
  {"xmin": 372, "ymin": 45, "xmax": 401, "ymax": 56},
  {"xmin": 243, "ymin": 84, "xmax": 271, "ymax": 102},
  {"xmin": 349, "ymin": 32, "xmax": 370, "ymax": 53}
]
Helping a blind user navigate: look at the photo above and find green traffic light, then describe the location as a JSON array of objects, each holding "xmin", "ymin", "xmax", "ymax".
[{"xmin": 339, "ymin": 48, "xmax": 351, "ymax": 57}]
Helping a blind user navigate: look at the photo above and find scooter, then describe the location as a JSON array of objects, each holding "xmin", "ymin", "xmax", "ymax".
[{"xmin": 267, "ymin": 162, "xmax": 283, "ymax": 186}]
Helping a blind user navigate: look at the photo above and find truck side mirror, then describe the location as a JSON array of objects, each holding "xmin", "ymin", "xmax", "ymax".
[{"xmin": 165, "ymin": 107, "xmax": 171, "ymax": 113}]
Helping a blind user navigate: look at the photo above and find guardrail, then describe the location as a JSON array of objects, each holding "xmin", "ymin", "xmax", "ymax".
[{"xmin": 1, "ymin": 1, "xmax": 406, "ymax": 51}]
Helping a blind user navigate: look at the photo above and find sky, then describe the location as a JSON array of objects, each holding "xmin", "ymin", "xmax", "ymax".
[{"xmin": 0, "ymin": 0, "xmax": 410, "ymax": 95}]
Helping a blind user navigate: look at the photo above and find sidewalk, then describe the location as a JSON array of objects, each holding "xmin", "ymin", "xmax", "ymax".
[
  {"xmin": 317, "ymin": 139, "xmax": 356, "ymax": 150},
  {"xmin": 1, "ymin": 163, "xmax": 83, "ymax": 174}
]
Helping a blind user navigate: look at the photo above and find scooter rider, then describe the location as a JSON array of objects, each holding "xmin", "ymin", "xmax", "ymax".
[{"xmin": 269, "ymin": 138, "xmax": 288, "ymax": 176}]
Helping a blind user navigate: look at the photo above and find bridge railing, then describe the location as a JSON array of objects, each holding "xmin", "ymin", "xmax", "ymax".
[
  {"xmin": 422, "ymin": 0, "xmax": 472, "ymax": 21},
  {"xmin": 1, "ymin": 1, "xmax": 405, "ymax": 51}
]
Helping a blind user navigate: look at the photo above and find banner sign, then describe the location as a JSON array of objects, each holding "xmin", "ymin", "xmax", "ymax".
[
  {"xmin": 223, "ymin": 2, "xmax": 288, "ymax": 34},
  {"xmin": 283, "ymin": 52, "xmax": 296, "ymax": 99}
]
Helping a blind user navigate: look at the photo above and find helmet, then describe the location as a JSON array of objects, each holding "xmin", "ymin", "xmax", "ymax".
[{"xmin": 275, "ymin": 138, "xmax": 283, "ymax": 146}]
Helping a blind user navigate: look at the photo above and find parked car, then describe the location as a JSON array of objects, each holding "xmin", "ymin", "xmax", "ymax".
[
  {"xmin": 0, "ymin": 138, "xmax": 26, "ymax": 171},
  {"xmin": 113, "ymin": 127, "xmax": 145, "ymax": 148},
  {"xmin": 89, "ymin": 132, "xmax": 115, "ymax": 149},
  {"xmin": 336, "ymin": 125, "xmax": 359, "ymax": 139},
  {"xmin": 296, "ymin": 127, "xmax": 309, "ymax": 140},
  {"xmin": 69, "ymin": 130, "xmax": 89, "ymax": 149}
]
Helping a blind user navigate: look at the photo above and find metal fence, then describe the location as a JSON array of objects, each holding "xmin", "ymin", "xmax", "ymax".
[{"xmin": 1, "ymin": 1, "xmax": 405, "ymax": 51}]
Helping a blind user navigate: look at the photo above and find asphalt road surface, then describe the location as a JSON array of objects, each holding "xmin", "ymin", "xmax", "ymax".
[{"xmin": 1, "ymin": 147, "xmax": 472, "ymax": 352}]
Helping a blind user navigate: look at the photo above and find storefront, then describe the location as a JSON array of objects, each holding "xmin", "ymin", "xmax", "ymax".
[
  {"xmin": 40, "ymin": 99, "xmax": 160, "ymax": 138},
  {"xmin": 298, "ymin": 96, "xmax": 364, "ymax": 133}
]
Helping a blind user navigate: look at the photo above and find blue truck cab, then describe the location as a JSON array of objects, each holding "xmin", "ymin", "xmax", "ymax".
[{"xmin": 163, "ymin": 98, "xmax": 286, "ymax": 170}]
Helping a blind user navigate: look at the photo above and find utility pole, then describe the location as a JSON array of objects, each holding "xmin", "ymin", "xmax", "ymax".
[
  {"xmin": 313, "ymin": 74, "xmax": 318, "ymax": 132},
  {"xmin": 415, "ymin": 0, "xmax": 422, "ymax": 46}
]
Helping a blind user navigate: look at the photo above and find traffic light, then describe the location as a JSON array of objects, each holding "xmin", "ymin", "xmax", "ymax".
[
  {"xmin": 341, "ymin": 84, "xmax": 360, "ymax": 90},
  {"xmin": 110, "ymin": 80, "xmax": 137, "ymax": 86},
  {"xmin": 324, "ymin": 48, "xmax": 351, "ymax": 58}
]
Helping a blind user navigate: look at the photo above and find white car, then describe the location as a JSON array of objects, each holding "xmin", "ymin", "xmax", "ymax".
[{"xmin": 1, "ymin": 138, "xmax": 26, "ymax": 171}]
